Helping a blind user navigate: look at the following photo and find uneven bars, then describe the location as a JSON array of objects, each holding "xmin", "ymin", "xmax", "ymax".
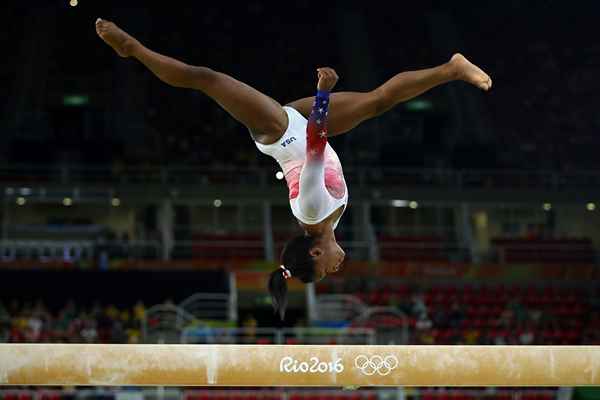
[{"xmin": 1, "ymin": 344, "xmax": 600, "ymax": 387}]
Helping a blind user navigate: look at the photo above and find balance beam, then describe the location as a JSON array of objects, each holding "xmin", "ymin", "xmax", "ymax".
[{"xmin": 1, "ymin": 344, "xmax": 600, "ymax": 387}]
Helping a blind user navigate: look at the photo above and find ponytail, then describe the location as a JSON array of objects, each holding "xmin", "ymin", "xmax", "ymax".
[
  {"xmin": 268, "ymin": 269, "xmax": 289, "ymax": 320},
  {"xmin": 268, "ymin": 235, "xmax": 317, "ymax": 320}
]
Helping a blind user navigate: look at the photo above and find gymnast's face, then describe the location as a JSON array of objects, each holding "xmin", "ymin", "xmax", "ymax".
[{"xmin": 310, "ymin": 236, "xmax": 345, "ymax": 281}]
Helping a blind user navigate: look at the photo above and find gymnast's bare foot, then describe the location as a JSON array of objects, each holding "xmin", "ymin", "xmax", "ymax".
[
  {"xmin": 95, "ymin": 18, "xmax": 139, "ymax": 58},
  {"xmin": 449, "ymin": 53, "xmax": 492, "ymax": 91}
]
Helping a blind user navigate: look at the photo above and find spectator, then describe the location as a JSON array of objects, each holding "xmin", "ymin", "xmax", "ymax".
[
  {"xmin": 241, "ymin": 314, "xmax": 258, "ymax": 344},
  {"xmin": 448, "ymin": 302, "xmax": 465, "ymax": 329},
  {"xmin": 519, "ymin": 323, "xmax": 535, "ymax": 345}
]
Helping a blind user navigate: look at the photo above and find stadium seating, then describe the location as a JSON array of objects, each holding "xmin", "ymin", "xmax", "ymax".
[
  {"xmin": 318, "ymin": 281, "xmax": 598, "ymax": 345},
  {"xmin": 491, "ymin": 238, "xmax": 595, "ymax": 263}
]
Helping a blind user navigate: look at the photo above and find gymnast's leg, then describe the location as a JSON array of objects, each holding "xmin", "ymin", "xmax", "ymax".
[
  {"xmin": 95, "ymin": 18, "xmax": 287, "ymax": 145},
  {"xmin": 287, "ymin": 54, "xmax": 492, "ymax": 137}
]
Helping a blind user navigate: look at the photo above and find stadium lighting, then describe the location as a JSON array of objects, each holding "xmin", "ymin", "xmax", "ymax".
[
  {"xmin": 63, "ymin": 94, "xmax": 88, "ymax": 106},
  {"xmin": 16, "ymin": 197, "xmax": 26, "ymax": 206},
  {"xmin": 409, "ymin": 201, "xmax": 419, "ymax": 209},
  {"xmin": 542, "ymin": 203, "xmax": 552, "ymax": 211},
  {"xmin": 213, "ymin": 199, "xmax": 222, "ymax": 208},
  {"xmin": 69, "ymin": 0, "xmax": 78, "ymax": 7},
  {"xmin": 111, "ymin": 198, "xmax": 121, "ymax": 207},
  {"xmin": 587, "ymin": 202, "xmax": 596, "ymax": 211},
  {"xmin": 275, "ymin": 171, "xmax": 284, "ymax": 180},
  {"xmin": 391, "ymin": 200, "xmax": 408, "ymax": 207},
  {"xmin": 405, "ymin": 99, "xmax": 433, "ymax": 111},
  {"xmin": 63, "ymin": 197, "xmax": 73, "ymax": 207}
]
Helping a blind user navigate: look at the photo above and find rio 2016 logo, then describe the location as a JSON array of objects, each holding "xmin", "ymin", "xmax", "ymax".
[{"xmin": 279, "ymin": 356, "xmax": 344, "ymax": 373}]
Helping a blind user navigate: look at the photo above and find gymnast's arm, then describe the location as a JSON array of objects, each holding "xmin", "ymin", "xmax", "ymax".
[{"xmin": 296, "ymin": 68, "xmax": 338, "ymax": 219}]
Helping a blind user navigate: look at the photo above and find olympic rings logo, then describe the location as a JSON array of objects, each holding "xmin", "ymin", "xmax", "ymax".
[{"xmin": 354, "ymin": 355, "xmax": 399, "ymax": 376}]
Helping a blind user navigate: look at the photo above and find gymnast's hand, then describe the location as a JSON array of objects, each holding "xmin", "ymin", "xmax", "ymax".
[{"xmin": 317, "ymin": 67, "xmax": 338, "ymax": 92}]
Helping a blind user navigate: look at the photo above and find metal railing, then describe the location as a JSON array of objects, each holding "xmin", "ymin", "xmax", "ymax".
[
  {"xmin": 180, "ymin": 327, "xmax": 376, "ymax": 345},
  {"xmin": 309, "ymin": 294, "xmax": 369, "ymax": 323},
  {"xmin": 142, "ymin": 303, "xmax": 196, "ymax": 344},
  {"xmin": 1, "ymin": 164, "xmax": 600, "ymax": 190},
  {"xmin": 307, "ymin": 292, "xmax": 410, "ymax": 345},
  {"xmin": 180, "ymin": 293, "xmax": 237, "ymax": 322},
  {"xmin": 0, "ymin": 238, "xmax": 595, "ymax": 264},
  {"xmin": 352, "ymin": 307, "xmax": 410, "ymax": 345},
  {"xmin": 0, "ymin": 239, "xmax": 161, "ymax": 262},
  {"xmin": 0, "ymin": 238, "xmax": 374, "ymax": 262},
  {"xmin": 0, "ymin": 240, "xmax": 95, "ymax": 261},
  {"xmin": 140, "ymin": 294, "xmax": 376, "ymax": 346},
  {"xmin": 142, "ymin": 291, "xmax": 238, "ymax": 343}
]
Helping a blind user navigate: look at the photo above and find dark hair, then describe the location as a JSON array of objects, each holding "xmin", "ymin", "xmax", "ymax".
[{"xmin": 268, "ymin": 235, "xmax": 316, "ymax": 320}]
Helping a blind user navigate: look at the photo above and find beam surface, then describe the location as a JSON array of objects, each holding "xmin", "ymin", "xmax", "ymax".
[{"xmin": 1, "ymin": 344, "xmax": 600, "ymax": 387}]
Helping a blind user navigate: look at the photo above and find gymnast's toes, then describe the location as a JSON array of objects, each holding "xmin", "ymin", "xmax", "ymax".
[
  {"xmin": 450, "ymin": 53, "xmax": 492, "ymax": 92},
  {"xmin": 95, "ymin": 17, "xmax": 138, "ymax": 58}
]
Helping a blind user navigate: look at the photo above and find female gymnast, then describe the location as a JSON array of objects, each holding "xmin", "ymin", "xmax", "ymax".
[{"xmin": 95, "ymin": 18, "xmax": 492, "ymax": 318}]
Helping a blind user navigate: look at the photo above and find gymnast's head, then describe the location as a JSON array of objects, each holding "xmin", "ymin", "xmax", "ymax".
[{"xmin": 268, "ymin": 234, "xmax": 345, "ymax": 319}]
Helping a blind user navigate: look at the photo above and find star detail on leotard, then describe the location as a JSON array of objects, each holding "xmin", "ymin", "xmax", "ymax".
[{"xmin": 306, "ymin": 91, "xmax": 330, "ymax": 161}]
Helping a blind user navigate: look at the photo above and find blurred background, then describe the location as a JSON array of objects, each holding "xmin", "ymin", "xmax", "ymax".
[{"xmin": 1, "ymin": 0, "xmax": 600, "ymax": 399}]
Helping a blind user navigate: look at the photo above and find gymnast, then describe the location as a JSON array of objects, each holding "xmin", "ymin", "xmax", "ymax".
[{"xmin": 95, "ymin": 18, "xmax": 491, "ymax": 318}]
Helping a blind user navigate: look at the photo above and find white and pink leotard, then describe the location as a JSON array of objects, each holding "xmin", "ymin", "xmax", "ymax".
[{"xmin": 255, "ymin": 90, "xmax": 348, "ymax": 229}]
